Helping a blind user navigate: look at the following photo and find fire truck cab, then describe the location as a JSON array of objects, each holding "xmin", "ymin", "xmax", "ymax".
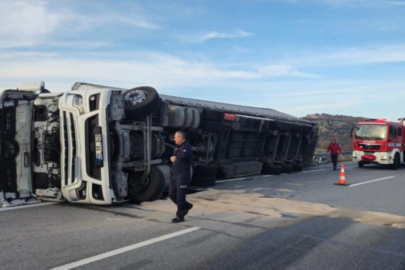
[{"xmin": 352, "ymin": 118, "xmax": 405, "ymax": 169}]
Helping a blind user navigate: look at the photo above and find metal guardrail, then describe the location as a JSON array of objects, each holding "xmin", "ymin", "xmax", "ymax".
[
  {"xmin": 314, "ymin": 151, "xmax": 352, "ymax": 157},
  {"xmin": 312, "ymin": 151, "xmax": 353, "ymax": 165}
]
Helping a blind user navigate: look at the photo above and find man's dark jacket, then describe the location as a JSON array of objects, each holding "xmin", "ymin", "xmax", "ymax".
[{"xmin": 172, "ymin": 141, "xmax": 192, "ymax": 176}]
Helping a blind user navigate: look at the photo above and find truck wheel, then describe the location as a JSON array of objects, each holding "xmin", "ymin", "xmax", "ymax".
[
  {"xmin": 391, "ymin": 154, "xmax": 400, "ymax": 170},
  {"xmin": 292, "ymin": 164, "xmax": 303, "ymax": 172},
  {"xmin": 191, "ymin": 165, "xmax": 217, "ymax": 187},
  {"xmin": 2, "ymin": 139, "xmax": 19, "ymax": 160},
  {"xmin": 358, "ymin": 162, "xmax": 364, "ymax": 168},
  {"xmin": 122, "ymin": 86, "xmax": 161, "ymax": 119},
  {"xmin": 128, "ymin": 166, "xmax": 166, "ymax": 203},
  {"xmin": 262, "ymin": 164, "xmax": 282, "ymax": 175}
]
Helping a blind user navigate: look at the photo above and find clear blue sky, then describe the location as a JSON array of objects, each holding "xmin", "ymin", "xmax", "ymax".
[{"xmin": 1, "ymin": 0, "xmax": 404, "ymax": 120}]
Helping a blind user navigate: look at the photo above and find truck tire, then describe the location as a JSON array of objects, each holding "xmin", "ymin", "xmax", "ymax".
[
  {"xmin": 292, "ymin": 164, "xmax": 303, "ymax": 172},
  {"xmin": 191, "ymin": 165, "xmax": 217, "ymax": 187},
  {"xmin": 129, "ymin": 166, "xmax": 166, "ymax": 203},
  {"xmin": 358, "ymin": 162, "xmax": 364, "ymax": 168},
  {"xmin": 282, "ymin": 164, "xmax": 293, "ymax": 173},
  {"xmin": 201, "ymin": 120, "xmax": 223, "ymax": 132},
  {"xmin": 262, "ymin": 164, "xmax": 282, "ymax": 175},
  {"xmin": 122, "ymin": 86, "xmax": 161, "ymax": 119},
  {"xmin": 202, "ymin": 110, "xmax": 224, "ymax": 122},
  {"xmin": 2, "ymin": 139, "xmax": 19, "ymax": 160},
  {"xmin": 391, "ymin": 154, "xmax": 400, "ymax": 170}
]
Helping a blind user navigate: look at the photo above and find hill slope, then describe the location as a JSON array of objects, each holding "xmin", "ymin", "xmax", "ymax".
[{"xmin": 303, "ymin": 114, "xmax": 367, "ymax": 152}]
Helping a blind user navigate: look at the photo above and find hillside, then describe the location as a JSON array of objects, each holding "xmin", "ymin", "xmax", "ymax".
[{"xmin": 303, "ymin": 113, "xmax": 367, "ymax": 152}]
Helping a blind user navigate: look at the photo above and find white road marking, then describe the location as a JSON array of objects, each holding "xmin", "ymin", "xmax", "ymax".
[
  {"xmin": 349, "ymin": 176, "xmax": 396, "ymax": 187},
  {"xmin": 51, "ymin": 227, "xmax": 201, "ymax": 270},
  {"xmin": 0, "ymin": 202, "xmax": 59, "ymax": 212}
]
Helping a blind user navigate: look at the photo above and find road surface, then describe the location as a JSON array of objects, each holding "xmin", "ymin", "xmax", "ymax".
[{"xmin": 1, "ymin": 162, "xmax": 405, "ymax": 270}]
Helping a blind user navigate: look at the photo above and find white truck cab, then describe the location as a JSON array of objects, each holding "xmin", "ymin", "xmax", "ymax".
[{"xmin": 58, "ymin": 85, "xmax": 126, "ymax": 205}]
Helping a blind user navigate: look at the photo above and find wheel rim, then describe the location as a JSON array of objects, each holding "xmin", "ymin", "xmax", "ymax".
[{"xmin": 124, "ymin": 90, "xmax": 149, "ymax": 105}]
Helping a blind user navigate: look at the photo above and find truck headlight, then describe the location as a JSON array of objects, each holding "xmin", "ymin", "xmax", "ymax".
[
  {"xmin": 73, "ymin": 95, "xmax": 85, "ymax": 114},
  {"xmin": 352, "ymin": 153, "xmax": 357, "ymax": 157}
]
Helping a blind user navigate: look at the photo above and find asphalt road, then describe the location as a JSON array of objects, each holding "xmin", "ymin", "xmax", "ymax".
[{"xmin": 1, "ymin": 161, "xmax": 405, "ymax": 270}]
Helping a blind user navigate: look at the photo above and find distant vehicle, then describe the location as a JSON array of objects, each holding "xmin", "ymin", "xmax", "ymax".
[
  {"xmin": 0, "ymin": 82, "xmax": 319, "ymax": 207},
  {"xmin": 352, "ymin": 118, "xmax": 405, "ymax": 169}
]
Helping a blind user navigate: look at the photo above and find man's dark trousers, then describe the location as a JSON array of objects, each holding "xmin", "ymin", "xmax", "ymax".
[
  {"xmin": 331, "ymin": 154, "xmax": 338, "ymax": 169},
  {"xmin": 169, "ymin": 173, "xmax": 192, "ymax": 218}
]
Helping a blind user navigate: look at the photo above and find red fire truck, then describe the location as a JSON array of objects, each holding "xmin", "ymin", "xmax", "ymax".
[{"xmin": 352, "ymin": 118, "xmax": 405, "ymax": 169}]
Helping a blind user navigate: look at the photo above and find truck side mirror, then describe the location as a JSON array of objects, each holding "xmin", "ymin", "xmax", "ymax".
[{"xmin": 349, "ymin": 126, "xmax": 354, "ymax": 138}]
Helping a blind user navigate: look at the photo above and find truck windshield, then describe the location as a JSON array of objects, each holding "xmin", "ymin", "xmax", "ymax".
[{"xmin": 355, "ymin": 125, "xmax": 387, "ymax": 141}]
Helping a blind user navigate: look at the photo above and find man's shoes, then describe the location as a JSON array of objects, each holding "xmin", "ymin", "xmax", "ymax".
[
  {"xmin": 171, "ymin": 217, "xmax": 185, "ymax": 223},
  {"xmin": 184, "ymin": 203, "xmax": 193, "ymax": 217}
]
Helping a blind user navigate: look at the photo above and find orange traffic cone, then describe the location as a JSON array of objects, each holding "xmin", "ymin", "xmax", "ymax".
[{"xmin": 335, "ymin": 163, "xmax": 349, "ymax": 186}]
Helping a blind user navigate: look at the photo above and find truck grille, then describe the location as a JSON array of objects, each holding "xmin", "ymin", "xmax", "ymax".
[
  {"xmin": 62, "ymin": 112, "xmax": 78, "ymax": 186},
  {"xmin": 360, "ymin": 144, "xmax": 380, "ymax": 150},
  {"xmin": 70, "ymin": 113, "xmax": 77, "ymax": 185},
  {"xmin": 63, "ymin": 112, "xmax": 68, "ymax": 186}
]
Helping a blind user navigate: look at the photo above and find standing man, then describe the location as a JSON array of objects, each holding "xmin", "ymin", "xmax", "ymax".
[
  {"xmin": 327, "ymin": 139, "xmax": 342, "ymax": 170},
  {"xmin": 169, "ymin": 131, "xmax": 193, "ymax": 223}
]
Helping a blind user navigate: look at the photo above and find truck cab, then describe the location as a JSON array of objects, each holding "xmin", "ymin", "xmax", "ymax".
[
  {"xmin": 352, "ymin": 119, "xmax": 405, "ymax": 169},
  {"xmin": 58, "ymin": 84, "xmax": 127, "ymax": 205}
]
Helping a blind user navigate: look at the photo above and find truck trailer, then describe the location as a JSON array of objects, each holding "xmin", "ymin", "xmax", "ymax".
[
  {"xmin": 0, "ymin": 82, "xmax": 319, "ymax": 207},
  {"xmin": 352, "ymin": 118, "xmax": 405, "ymax": 169}
]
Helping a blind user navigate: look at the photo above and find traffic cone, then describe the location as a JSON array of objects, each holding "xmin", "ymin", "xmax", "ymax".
[{"xmin": 335, "ymin": 163, "xmax": 349, "ymax": 186}]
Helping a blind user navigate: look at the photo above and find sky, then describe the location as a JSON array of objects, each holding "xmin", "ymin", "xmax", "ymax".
[{"xmin": 0, "ymin": 0, "xmax": 404, "ymax": 120}]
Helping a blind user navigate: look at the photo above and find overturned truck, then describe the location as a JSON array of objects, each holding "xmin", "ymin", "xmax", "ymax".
[{"xmin": 0, "ymin": 82, "xmax": 319, "ymax": 206}]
